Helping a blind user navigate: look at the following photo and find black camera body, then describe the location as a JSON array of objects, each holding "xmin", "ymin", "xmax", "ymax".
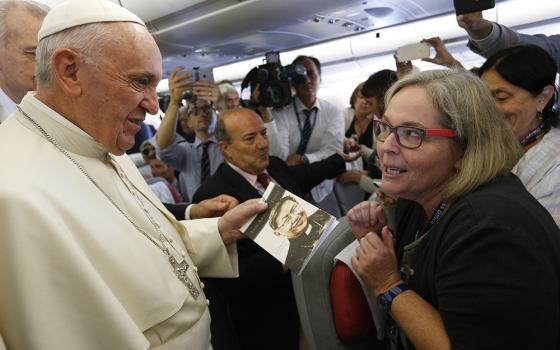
[
  {"xmin": 241, "ymin": 51, "xmax": 307, "ymax": 108},
  {"xmin": 453, "ymin": 0, "xmax": 495, "ymax": 15}
]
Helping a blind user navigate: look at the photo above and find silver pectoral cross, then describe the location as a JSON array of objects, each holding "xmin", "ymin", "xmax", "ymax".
[{"xmin": 169, "ymin": 256, "xmax": 200, "ymax": 300}]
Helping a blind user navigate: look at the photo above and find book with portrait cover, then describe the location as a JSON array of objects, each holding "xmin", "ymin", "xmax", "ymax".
[{"xmin": 241, "ymin": 182, "xmax": 338, "ymax": 274}]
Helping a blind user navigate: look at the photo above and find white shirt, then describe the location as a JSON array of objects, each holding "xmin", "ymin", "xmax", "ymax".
[
  {"xmin": 268, "ymin": 97, "xmax": 344, "ymax": 202},
  {"xmin": 0, "ymin": 87, "xmax": 16, "ymax": 124},
  {"xmin": 268, "ymin": 96, "xmax": 344, "ymax": 164},
  {"xmin": 227, "ymin": 161, "xmax": 275, "ymax": 194},
  {"xmin": 512, "ymin": 127, "xmax": 560, "ymax": 227}
]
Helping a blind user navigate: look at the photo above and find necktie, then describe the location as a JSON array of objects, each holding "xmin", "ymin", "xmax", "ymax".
[
  {"xmin": 200, "ymin": 142, "xmax": 211, "ymax": 182},
  {"xmin": 166, "ymin": 183, "xmax": 183, "ymax": 203},
  {"xmin": 298, "ymin": 107, "xmax": 317, "ymax": 155},
  {"xmin": 256, "ymin": 173, "xmax": 270, "ymax": 190}
]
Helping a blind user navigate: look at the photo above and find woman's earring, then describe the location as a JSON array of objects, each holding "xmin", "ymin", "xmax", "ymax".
[{"xmin": 537, "ymin": 110, "xmax": 543, "ymax": 120}]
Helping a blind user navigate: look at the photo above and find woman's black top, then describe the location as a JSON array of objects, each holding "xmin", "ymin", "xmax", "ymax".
[
  {"xmin": 393, "ymin": 173, "xmax": 560, "ymax": 350},
  {"xmin": 345, "ymin": 117, "xmax": 374, "ymax": 149}
]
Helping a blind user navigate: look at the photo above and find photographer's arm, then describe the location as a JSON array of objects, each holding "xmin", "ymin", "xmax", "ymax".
[{"xmin": 156, "ymin": 67, "xmax": 193, "ymax": 150}]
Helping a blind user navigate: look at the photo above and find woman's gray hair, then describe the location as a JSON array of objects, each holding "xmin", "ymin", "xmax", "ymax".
[
  {"xmin": 0, "ymin": 0, "xmax": 49, "ymax": 47},
  {"xmin": 384, "ymin": 69, "xmax": 521, "ymax": 200},
  {"xmin": 35, "ymin": 22, "xmax": 125, "ymax": 86}
]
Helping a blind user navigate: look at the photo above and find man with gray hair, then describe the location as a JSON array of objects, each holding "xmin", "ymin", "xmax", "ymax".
[
  {"xmin": 217, "ymin": 82, "xmax": 240, "ymax": 113},
  {"xmin": 0, "ymin": 0, "xmax": 48, "ymax": 124},
  {"xmin": 0, "ymin": 0, "xmax": 266, "ymax": 349}
]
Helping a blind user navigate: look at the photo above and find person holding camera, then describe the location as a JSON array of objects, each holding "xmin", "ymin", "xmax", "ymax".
[
  {"xmin": 156, "ymin": 66, "xmax": 223, "ymax": 202},
  {"xmin": 457, "ymin": 11, "xmax": 560, "ymax": 66},
  {"xmin": 267, "ymin": 55, "xmax": 345, "ymax": 216}
]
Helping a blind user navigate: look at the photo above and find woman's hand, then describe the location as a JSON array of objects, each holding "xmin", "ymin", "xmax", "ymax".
[
  {"xmin": 347, "ymin": 201, "xmax": 387, "ymax": 239},
  {"xmin": 352, "ymin": 227, "xmax": 401, "ymax": 296},
  {"xmin": 421, "ymin": 37, "xmax": 464, "ymax": 69}
]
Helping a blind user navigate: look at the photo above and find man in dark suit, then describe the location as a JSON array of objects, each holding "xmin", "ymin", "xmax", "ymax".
[
  {"xmin": 268, "ymin": 195, "xmax": 331, "ymax": 273},
  {"xmin": 192, "ymin": 107, "xmax": 351, "ymax": 350}
]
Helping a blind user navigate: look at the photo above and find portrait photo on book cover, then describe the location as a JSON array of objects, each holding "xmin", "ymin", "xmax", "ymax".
[{"xmin": 243, "ymin": 183, "xmax": 333, "ymax": 273}]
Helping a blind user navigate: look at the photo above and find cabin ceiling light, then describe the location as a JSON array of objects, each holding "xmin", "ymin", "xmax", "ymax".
[{"xmin": 364, "ymin": 7, "xmax": 394, "ymax": 18}]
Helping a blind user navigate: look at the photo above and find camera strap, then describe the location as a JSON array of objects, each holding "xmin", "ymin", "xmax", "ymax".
[{"xmin": 294, "ymin": 100, "xmax": 318, "ymax": 154}]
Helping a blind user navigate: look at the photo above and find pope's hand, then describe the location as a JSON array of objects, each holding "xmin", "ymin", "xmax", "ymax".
[
  {"xmin": 217, "ymin": 199, "xmax": 268, "ymax": 245},
  {"xmin": 190, "ymin": 195, "xmax": 239, "ymax": 219}
]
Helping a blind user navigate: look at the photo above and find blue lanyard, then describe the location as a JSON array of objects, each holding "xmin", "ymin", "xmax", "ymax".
[
  {"xmin": 415, "ymin": 201, "xmax": 447, "ymax": 240},
  {"xmin": 520, "ymin": 122, "xmax": 548, "ymax": 147}
]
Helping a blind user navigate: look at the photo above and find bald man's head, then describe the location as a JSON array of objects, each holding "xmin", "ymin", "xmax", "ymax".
[{"xmin": 216, "ymin": 108, "xmax": 270, "ymax": 175}]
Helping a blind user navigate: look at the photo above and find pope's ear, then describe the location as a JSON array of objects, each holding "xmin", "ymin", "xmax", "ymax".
[{"xmin": 50, "ymin": 48, "xmax": 83, "ymax": 97}]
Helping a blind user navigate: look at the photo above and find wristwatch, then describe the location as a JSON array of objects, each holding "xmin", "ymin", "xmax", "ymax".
[{"xmin": 377, "ymin": 282, "xmax": 409, "ymax": 312}]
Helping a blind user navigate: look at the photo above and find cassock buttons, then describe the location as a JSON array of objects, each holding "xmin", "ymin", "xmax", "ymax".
[
  {"xmin": 200, "ymin": 282, "xmax": 205, "ymax": 289},
  {"xmin": 206, "ymin": 299, "xmax": 210, "ymax": 306}
]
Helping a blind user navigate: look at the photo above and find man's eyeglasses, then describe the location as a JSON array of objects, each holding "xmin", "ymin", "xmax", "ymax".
[
  {"xmin": 279, "ymin": 201, "xmax": 300, "ymax": 229},
  {"xmin": 372, "ymin": 120, "xmax": 457, "ymax": 149},
  {"xmin": 188, "ymin": 105, "xmax": 214, "ymax": 116}
]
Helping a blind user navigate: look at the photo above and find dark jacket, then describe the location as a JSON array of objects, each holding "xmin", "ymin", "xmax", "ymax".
[{"xmin": 192, "ymin": 154, "xmax": 345, "ymax": 350}]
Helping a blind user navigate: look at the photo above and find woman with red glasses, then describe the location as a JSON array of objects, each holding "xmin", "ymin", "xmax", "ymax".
[{"xmin": 346, "ymin": 69, "xmax": 560, "ymax": 350}]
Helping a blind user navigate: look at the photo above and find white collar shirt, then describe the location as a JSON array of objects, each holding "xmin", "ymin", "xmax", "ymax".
[
  {"xmin": 227, "ymin": 161, "xmax": 275, "ymax": 194},
  {"xmin": 0, "ymin": 88, "xmax": 17, "ymax": 124},
  {"xmin": 268, "ymin": 96, "xmax": 344, "ymax": 164}
]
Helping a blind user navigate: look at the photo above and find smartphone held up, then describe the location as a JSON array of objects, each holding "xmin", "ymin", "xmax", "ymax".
[
  {"xmin": 179, "ymin": 66, "xmax": 215, "ymax": 83},
  {"xmin": 395, "ymin": 42, "xmax": 431, "ymax": 62}
]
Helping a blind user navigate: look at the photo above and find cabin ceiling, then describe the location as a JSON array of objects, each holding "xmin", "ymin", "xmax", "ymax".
[{"xmin": 117, "ymin": 0, "xmax": 458, "ymax": 76}]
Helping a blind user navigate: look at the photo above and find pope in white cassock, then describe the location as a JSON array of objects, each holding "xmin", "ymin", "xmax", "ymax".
[{"xmin": 0, "ymin": 0, "xmax": 268, "ymax": 349}]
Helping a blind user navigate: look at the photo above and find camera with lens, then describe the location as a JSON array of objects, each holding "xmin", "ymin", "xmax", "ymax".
[
  {"xmin": 241, "ymin": 51, "xmax": 307, "ymax": 108},
  {"xmin": 182, "ymin": 90, "xmax": 196, "ymax": 103}
]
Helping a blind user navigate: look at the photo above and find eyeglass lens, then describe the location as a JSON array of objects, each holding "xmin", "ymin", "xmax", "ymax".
[{"xmin": 373, "ymin": 121, "xmax": 424, "ymax": 149}]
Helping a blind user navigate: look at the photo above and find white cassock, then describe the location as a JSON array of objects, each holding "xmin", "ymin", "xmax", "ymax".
[{"xmin": 0, "ymin": 92, "xmax": 239, "ymax": 350}]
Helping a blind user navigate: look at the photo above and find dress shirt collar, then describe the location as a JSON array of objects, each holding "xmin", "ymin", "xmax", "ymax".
[
  {"xmin": 227, "ymin": 160, "xmax": 272, "ymax": 193},
  {"xmin": 194, "ymin": 135, "xmax": 217, "ymax": 148},
  {"xmin": 0, "ymin": 87, "xmax": 17, "ymax": 123},
  {"xmin": 294, "ymin": 96, "xmax": 320, "ymax": 113}
]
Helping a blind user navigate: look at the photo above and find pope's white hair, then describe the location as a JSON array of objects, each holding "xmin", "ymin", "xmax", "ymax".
[{"xmin": 35, "ymin": 22, "xmax": 126, "ymax": 86}]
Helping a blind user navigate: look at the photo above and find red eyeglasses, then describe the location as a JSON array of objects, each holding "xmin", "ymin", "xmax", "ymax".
[{"xmin": 373, "ymin": 120, "xmax": 457, "ymax": 149}]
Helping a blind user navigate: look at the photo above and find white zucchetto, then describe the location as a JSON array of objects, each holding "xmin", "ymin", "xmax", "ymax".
[{"xmin": 38, "ymin": 0, "xmax": 145, "ymax": 41}]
